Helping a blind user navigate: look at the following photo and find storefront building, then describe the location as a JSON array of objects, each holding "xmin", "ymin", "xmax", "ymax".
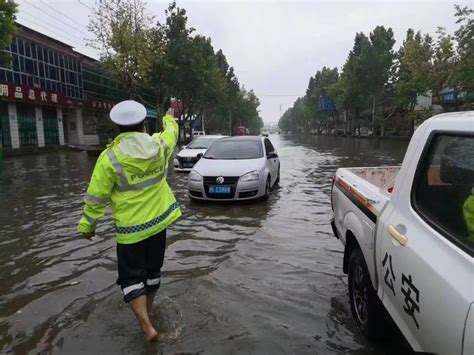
[
  {"xmin": 0, "ymin": 24, "xmax": 85, "ymax": 149},
  {"xmin": 0, "ymin": 24, "xmax": 157, "ymax": 151}
]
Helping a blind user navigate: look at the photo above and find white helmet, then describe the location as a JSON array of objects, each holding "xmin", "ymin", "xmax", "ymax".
[{"xmin": 110, "ymin": 100, "xmax": 147, "ymax": 126}]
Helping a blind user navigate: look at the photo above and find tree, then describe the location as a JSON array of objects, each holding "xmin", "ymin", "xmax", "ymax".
[
  {"xmin": 396, "ymin": 30, "xmax": 433, "ymax": 113},
  {"xmin": 453, "ymin": 5, "xmax": 474, "ymax": 95},
  {"xmin": 88, "ymin": 0, "xmax": 154, "ymax": 99},
  {"xmin": 0, "ymin": 0, "xmax": 17, "ymax": 67},
  {"xmin": 231, "ymin": 89, "xmax": 262, "ymax": 133},
  {"xmin": 366, "ymin": 26, "xmax": 396, "ymax": 134},
  {"xmin": 430, "ymin": 27, "xmax": 457, "ymax": 111},
  {"xmin": 330, "ymin": 33, "xmax": 372, "ymax": 135},
  {"xmin": 305, "ymin": 67, "xmax": 339, "ymax": 133}
]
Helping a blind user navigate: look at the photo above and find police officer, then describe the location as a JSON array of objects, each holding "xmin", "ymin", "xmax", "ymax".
[{"xmin": 77, "ymin": 100, "xmax": 181, "ymax": 342}]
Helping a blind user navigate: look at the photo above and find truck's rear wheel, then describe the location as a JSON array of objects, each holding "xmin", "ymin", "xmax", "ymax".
[{"xmin": 348, "ymin": 248, "xmax": 386, "ymax": 340}]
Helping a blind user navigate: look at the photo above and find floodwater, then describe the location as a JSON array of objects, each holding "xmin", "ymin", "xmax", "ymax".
[{"xmin": 0, "ymin": 135, "xmax": 410, "ymax": 354}]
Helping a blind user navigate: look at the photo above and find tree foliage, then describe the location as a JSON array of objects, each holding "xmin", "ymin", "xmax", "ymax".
[
  {"xmin": 88, "ymin": 0, "xmax": 154, "ymax": 99},
  {"xmin": 0, "ymin": 0, "xmax": 17, "ymax": 67},
  {"xmin": 89, "ymin": 0, "xmax": 261, "ymax": 138},
  {"xmin": 454, "ymin": 5, "xmax": 474, "ymax": 93},
  {"xmin": 279, "ymin": 5, "xmax": 473, "ymax": 136}
]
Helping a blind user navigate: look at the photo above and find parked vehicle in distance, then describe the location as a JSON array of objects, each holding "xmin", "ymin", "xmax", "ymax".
[
  {"xmin": 174, "ymin": 135, "xmax": 227, "ymax": 172},
  {"xmin": 355, "ymin": 127, "xmax": 372, "ymax": 137},
  {"xmin": 188, "ymin": 136, "xmax": 280, "ymax": 201},
  {"xmin": 236, "ymin": 126, "xmax": 249, "ymax": 136},
  {"xmin": 193, "ymin": 130, "xmax": 206, "ymax": 137},
  {"xmin": 262, "ymin": 130, "xmax": 269, "ymax": 137},
  {"xmin": 331, "ymin": 128, "xmax": 345, "ymax": 136},
  {"xmin": 331, "ymin": 111, "xmax": 474, "ymax": 354}
]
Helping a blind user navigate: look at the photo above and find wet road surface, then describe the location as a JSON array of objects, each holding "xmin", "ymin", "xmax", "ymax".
[{"xmin": 0, "ymin": 135, "xmax": 410, "ymax": 354}]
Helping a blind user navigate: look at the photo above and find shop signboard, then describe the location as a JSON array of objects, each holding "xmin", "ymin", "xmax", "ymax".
[
  {"xmin": 0, "ymin": 81, "xmax": 80, "ymax": 107},
  {"xmin": 84, "ymin": 97, "xmax": 116, "ymax": 111},
  {"xmin": 319, "ymin": 96, "xmax": 336, "ymax": 110}
]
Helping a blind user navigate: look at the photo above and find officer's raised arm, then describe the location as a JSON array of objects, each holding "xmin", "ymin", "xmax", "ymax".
[{"xmin": 153, "ymin": 107, "xmax": 179, "ymax": 161}]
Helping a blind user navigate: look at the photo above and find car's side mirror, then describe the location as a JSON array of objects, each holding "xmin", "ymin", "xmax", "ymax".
[
  {"xmin": 197, "ymin": 153, "xmax": 204, "ymax": 159},
  {"xmin": 267, "ymin": 152, "xmax": 278, "ymax": 159}
]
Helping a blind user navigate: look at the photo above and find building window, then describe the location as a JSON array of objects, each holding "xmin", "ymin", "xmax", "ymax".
[
  {"xmin": 37, "ymin": 46, "xmax": 43, "ymax": 61},
  {"xmin": 31, "ymin": 43, "xmax": 37, "ymax": 59},
  {"xmin": 24, "ymin": 41, "xmax": 31, "ymax": 57},
  {"xmin": 18, "ymin": 39, "xmax": 24, "ymax": 55},
  {"xmin": 38, "ymin": 62, "xmax": 44, "ymax": 77},
  {"xmin": 24, "ymin": 58, "xmax": 34, "ymax": 75},
  {"xmin": 12, "ymin": 54, "xmax": 19, "ymax": 71},
  {"xmin": 11, "ymin": 38, "xmax": 17, "ymax": 53}
]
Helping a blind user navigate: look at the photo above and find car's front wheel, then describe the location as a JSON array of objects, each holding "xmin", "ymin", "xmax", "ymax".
[{"xmin": 262, "ymin": 176, "xmax": 271, "ymax": 200}]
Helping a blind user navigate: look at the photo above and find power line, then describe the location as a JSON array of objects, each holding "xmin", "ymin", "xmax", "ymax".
[
  {"xmin": 77, "ymin": 0, "xmax": 93, "ymax": 11},
  {"xmin": 38, "ymin": 0, "xmax": 89, "ymax": 31},
  {"xmin": 18, "ymin": 5, "xmax": 87, "ymax": 43},
  {"xmin": 17, "ymin": 13, "xmax": 88, "ymax": 50},
  {"xmin": 23, "ymin": 0, "xmax": 90, "ymax": 37}
]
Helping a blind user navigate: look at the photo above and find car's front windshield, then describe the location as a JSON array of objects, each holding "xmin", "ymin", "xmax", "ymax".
[
  {"xmin": 187, "ymin": 137, "xmax": 220, "ymax": 149},
  {"xmin": 204, "ymin": 140, "xmax": 263, "ymax": 160}
]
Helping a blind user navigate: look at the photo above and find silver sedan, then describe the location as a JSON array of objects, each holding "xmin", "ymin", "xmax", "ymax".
[{"xmin": 187, "ymin": 136, "xmax": 280, "ymax": 201}]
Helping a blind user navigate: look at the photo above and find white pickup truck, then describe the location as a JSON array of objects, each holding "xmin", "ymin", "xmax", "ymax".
[{"xmin": 331, "ymin": 112, "xmax": 474, "ymax": 354}]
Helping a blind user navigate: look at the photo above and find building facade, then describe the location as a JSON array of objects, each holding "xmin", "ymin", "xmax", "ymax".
[{"xmin": 0, "ymin": 24, "xmax": 157, "ymax": 151}]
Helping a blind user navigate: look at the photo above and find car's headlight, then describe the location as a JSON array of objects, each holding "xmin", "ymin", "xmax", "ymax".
[
  {"xmin": 240, "ymin": 170, "xmax": 260, "ymax": 182},
  {"xmin": 189, "ymin": 171, "xmax": 202, "ymax": 182}
]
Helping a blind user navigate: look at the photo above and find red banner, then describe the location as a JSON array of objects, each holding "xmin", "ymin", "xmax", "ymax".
[{"xmin": 0, "ymin": 81, "xmax": 81, "ymax": 107}]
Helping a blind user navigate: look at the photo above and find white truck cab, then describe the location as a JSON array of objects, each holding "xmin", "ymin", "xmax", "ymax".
[{"xmin": 331, "ymin": 112, "xmax": 474, "ymax": 354}]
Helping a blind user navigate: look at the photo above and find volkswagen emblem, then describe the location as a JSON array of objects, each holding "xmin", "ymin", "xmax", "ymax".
[{"xmin": 216, "ymin": 176, "xmax": 225, "ymax": 184}]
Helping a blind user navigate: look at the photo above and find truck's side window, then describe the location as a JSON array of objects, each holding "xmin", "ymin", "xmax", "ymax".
[{"xmin": 413, "ymin": 134, "xmax": 474, "ymax": 254}]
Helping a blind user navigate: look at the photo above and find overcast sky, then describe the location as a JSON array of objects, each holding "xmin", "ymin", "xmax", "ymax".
[{"xmin": 16, "ymin": 0, "xmax": 472, "ymax": 123}]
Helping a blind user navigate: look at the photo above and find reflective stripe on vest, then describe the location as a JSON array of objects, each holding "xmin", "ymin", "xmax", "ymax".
[
  {"xmin": 85, "ymin": 192, "xmax": 109, "ymax": 205},
  {"xmin": 116, "ymin": 202, "xmax": 178, "ymax": 234},
  {"xmin": 160, "ymin": 138, "xmax": 169, "ymax": 179},
  {"xmin": 106, "ymin": 149, "xmax": 167, "ymax": 192},
  {"xmin": 160, "ymin": 138, "xmax": 168, "ymax": 162},
  {"xmin": 83, "ymin": 213, "xmax": 97, "ymax": 225}
]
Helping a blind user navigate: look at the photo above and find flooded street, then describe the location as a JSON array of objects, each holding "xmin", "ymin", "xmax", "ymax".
[{"xmin": 0, "ymin": 135, "xmax": 409, "ymax": 354}]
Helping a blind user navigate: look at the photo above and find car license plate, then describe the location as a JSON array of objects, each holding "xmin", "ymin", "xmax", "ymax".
[{"xmin": 209, "ymin": 185, "xmax": 231, "ymax": 193}]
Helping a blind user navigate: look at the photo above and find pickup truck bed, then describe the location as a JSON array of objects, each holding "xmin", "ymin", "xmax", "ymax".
[{"xmin": 333, "ymin": 166, "xmax": 399, "ymax": 224}]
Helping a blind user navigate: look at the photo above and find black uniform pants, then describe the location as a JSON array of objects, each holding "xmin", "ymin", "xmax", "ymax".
[{"xmin": 116, "ymin": 229, "xmax": 166, "ymax": 303}]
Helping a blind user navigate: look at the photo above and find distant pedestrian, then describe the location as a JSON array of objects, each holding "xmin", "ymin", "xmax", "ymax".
[{"xmin": 77, "ymin": 100, "xmax": 181, "ymax": 342}]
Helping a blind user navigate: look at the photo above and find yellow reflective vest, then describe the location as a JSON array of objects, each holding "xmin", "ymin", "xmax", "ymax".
[{"xmin": 77, "ymin": 114, "xmax": 182, "ymax": 244}]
